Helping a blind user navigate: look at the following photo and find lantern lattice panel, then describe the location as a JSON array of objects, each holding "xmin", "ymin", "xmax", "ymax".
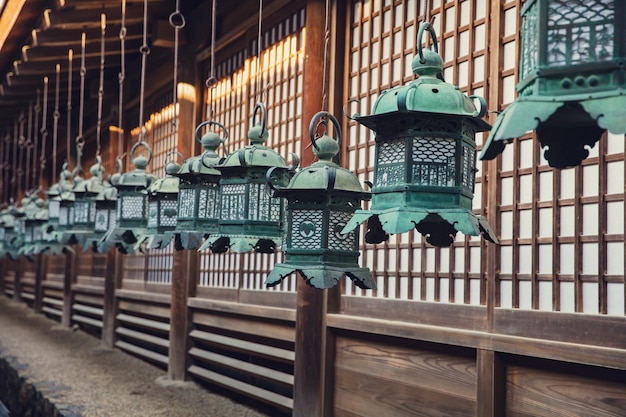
[
  {"xmin": 412, "ymin": 137, "xmax": 456, "ymax": 187},
  {"xmin": 291, "ymin": 209, "xmax": 324, "ymax": 249}
]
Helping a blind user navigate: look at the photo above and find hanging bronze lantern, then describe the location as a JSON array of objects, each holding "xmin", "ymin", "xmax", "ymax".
[
  {"xmin": 89, "ymin": 160, "xmax": 121, "ymax": 253},
  {"xmin": 342, "ymin": 22, "xmax": 497, "ymax": 247},
  {"xmin": 71, "ymin": 159, "xmax": 105, "ymax": 248},
  {"xmin": 199, "ymin": 103, "xmax": 297, "ymax": 254},
  {"xmin": 19, "ymin": 194, "xmax": 48, "ymax": 258},
  {"xmin": 265, "ymin": 112, "xmax": 375, "ymax": 289},
  {"xmin": 135, "ymin": 157, "xmax": 181, "ymax": 250},
  {"xmin": 0, "ymin": 203, "xmax": 18, "ymax": 259},
  {"xmin": 480, "ymin": 0, "xmax": 626, "ymax": 168},
  {"xmin": 173, "ymin": 121, "xmax": 226, "ymax": 250},
  {"xmin": 107, "ymin": 142, "xmax": 157, "ymax": 253}
]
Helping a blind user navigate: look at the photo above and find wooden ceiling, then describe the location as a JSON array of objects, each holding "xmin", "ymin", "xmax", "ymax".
[{"xmin": 0, "ymin": 0, "xmax": 176, "ymax": 128}]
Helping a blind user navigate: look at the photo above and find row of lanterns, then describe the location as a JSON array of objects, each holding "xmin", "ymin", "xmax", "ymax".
[
  {"xmin": 0, "ymin": 22, "xmax": 497, "ymax": 290},
  {"xmin": 5, "ymin": 0, "xmax": 624, "ymax": 289}
]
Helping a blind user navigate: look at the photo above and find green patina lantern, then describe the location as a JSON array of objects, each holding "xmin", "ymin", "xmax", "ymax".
[
  {"xmin": 342, "ymin": 22, "xmax": 498, "ymax": 247},
  {"xmin": 45, "ymin": 166, "xmax": 70, "ymax": 239},
  {"xmin": 135, "ymin": 158, "xmax": 181, "ymax": 250},
  {"xmin": 7, "ymin": 202, "xmax": 25, "ymax": 259},
  {"xmin": 107, "ymin": 142, "xmax": 157, "ymax": 253},
  {"xmin": 481, "ymin": 0, "xmax": 626, "ymax": 168},
  {"xmin": 19, "ymin": 194, "xmax": 48, "ymax": 257},
  {"xmin": 0, "ymin": 204, "xmax": 18, "ymax": 259},
  {"xmin": 173, "ymin": 121, "xmax": 226, "ymax": 250},
  {"xmin": 199, "ymin": 103, "xmax": 297, "ymax": 254},
  {"xmin": 89, "ymin": 163, "xmax": 120, "ymax": 253},
  {"xmin": 52, "ymin": 164, "xmax": 76, "ymax": 244},
  {"xmin": 71, "ymin": 159, "xmax": 105, "ymax": 248},
  {"xmin": 265, "ymin": 112, "xmax": 375, "ymax": 290}
]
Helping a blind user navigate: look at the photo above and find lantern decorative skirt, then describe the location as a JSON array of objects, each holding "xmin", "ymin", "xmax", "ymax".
[
  {"xmin": 480, "ymin": 0, "xmax": 626, "ymax": 168},
  {"xmin": 199, "ymin": 103, "xmax": 296, "ymax": 254},
  {"xmin": 266, "ymin": 112, "xmax": 375, "ymax": 290},
  {"xmin": 106, "ymin": 143, "xmax": 157, "ymax": 254},
  {"xmin": 173, "ymin": 121, "xmax": 226, "ymax": 250},
  {"xmin": 135, "ymin": 161, "xmax": 180, "ymax": 250},
  {"xmin": 341, "ymin": 22, "xmax": 497, "ymax": 247}
]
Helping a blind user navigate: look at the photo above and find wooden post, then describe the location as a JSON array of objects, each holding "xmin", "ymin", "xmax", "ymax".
[
  {"xmin": 476, "ymin": 349, "xmax": 505, "ymax": 417},
  {"xmin": 168, "ymin": 77, "xmax": 196, "ymax": 381},
  {"xmin": 13, "ymin": 257, "xmax": 24, "ymax": 301},
  {"xmin": 0, "ymin": 257, "xmax": 5, "ymax": 295},
  {"xmin": 61, "ymin": 250, "xmax": 75, "ymax": 327},
  {"xmin": 33, "ymin": 253, "xmax": 45, "ymax": 313},
  {"xmin": 101, "ymin": 126, "xmax": 123, "ymax": 348},
  {"xmin": 292, "ymin": 1, "xmax": 331, "ymax": 416}
]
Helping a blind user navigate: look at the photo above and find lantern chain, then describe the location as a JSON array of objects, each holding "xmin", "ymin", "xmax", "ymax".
[
  {"xmin": 12, "ymin": 119, "xmax": 18, "ymax": 193},
  {"xmin": 53, "ymin": 63, "xmax": 61, "ymax": 180},
  {"xmin": 117, "ymin": 0, "xmax": 127, "ymax": 165},
  {"xmin": 256, "ymin": 0, "xmax": 263, "ymax": 104},
  {"xmin": 169, "ymin": 0, "xmax": 185, "ymax": 156},
  {"xmin": 33, "ymin": 89, "xmax": 40, "ymax": 190},
  {"xmin": 321, "ymin": 0, "xmax": 331, "ymax": 112},
  {"xmin": 206, "ymin": 0, "xmax": 217, "ymax": 122},
  {"xmin": 137, "ymin": 0, "xmax": 150, "ymax": 146},
  {"xmin": 25, "ymin": 101, "xmax": 33, "ymax": 192},
  {"xmin": 74, "ymin": 32, "xmax": 87, "ymax": 176},
  {"xmin": 96, "ymin": 14, "xmax": 106, "ymax": 158},
  {"xmin": 17, "ymin": 112, "xmax": 25, "ymax": 182},
  {"xmin": 41, "ymin": 77, "xmax": 50, "ymax": 189},
  {"xmin": 66, "ymin": 49, "xmax": 73, "ymax": 166}
]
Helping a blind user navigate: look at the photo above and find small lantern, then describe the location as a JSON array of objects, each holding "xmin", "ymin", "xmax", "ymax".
[
  {"xmin": 19, "ymin": 195, "xmax": 47, "ymax": 257},
  {"xmin": 6, "ymin": 202, "xmax": 25, "ymax": 260},
  {"xmin": 173, "ymin": 121, "xmax": 226, "ymax": 250},
  {"xmin": 108, "ymin": 142, "xmax": 157, "ymax": 253},
  {"xmin": 481, "ymin": 0, "xmax": 626, "ymax": 168},
  {"xmin": 342, "ymin": 22, "xmax": 497, "ymax": 247},
  {"xmin": 71, "ymin": 160, "xmax": 105, "ymax": 247},
  {"xmin": 199, "ymin": 103, "xmax": 297, "ymax": 254},
  {"xmin": 265, "ymin": 112, "xmax": 375, "ymax": 289},
  {"xmin": 135, "ymin": 158, "xmax": 181, "ymax": 250},
  {"xmin": 57, "ymin": 169, "xmax": 78, "ymax": 245},
  {"xmin": 0, "ymin": 205, "xmax": 16, "ymax": 259},
  {"xmin": 88, "ymin": 162, "xmax": 120, "ymax": 253},
  {"xmin": 46, "ymin": 170, "xmax": 66, "ymax": 237}
]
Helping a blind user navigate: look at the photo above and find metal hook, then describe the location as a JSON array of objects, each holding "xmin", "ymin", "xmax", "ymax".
[{"xmin": 417, "ymin": 18, "xmax": 439, "ymax": 64}]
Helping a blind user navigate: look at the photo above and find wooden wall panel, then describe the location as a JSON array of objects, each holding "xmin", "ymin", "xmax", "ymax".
[
  {"xmin": 333, "ymin": 334, "xmax": 476, "ymax": 417},
  {"xmin": 506, "ymin": 362, "xmax": 626, "ymax": 417}
]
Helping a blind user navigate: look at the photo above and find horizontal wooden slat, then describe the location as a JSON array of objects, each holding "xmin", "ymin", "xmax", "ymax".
[
  {"xmin": 116, "ymin": 327, "xmax": 170, "ymax": 348},
  {"xmin": 72, "ymin": 304, "xmax": 103, "ymax": 316},
  {"xmin": 116, "ymin": 288, "xmax": 171, "ymax": 305},
  {"xmin": 189, "ymin": 347, "xmax": 294, "ymax": 385},
  {"xmin": 42, "ymin": 306, "xmax": 62, "ymax": 317},
  {"xmin": 20, "ymin": 292, "xmax": 35, "ymax": 300},
  {"xmin": 114, "ymin": 340, "xmax": 168, "ymax": 365},
  {"xmin": 191, "ymin": 310, "xmax": 295, "ymax": 343},
  {"xmin": 72, "ymin": 283, "xmax": 105, "ymax": 296},
  {"xmin": 43, "ymin": 296, "xmax": 63, "ymax": 307},
  {"xmin": 73, "ymin": 292, "xmax": 104, "ymax": 306},
  {"xmin": 72, "ymin": 315, "xmax": 103, "ymax": 328},
  {"xmin": 189, "ymin": 330, "xmax": 294, "ymax": 363},
  {"xmin": 116, "ymin": 313, "xmax": 170, "ymax": 332},
  {"xmin": 188, "ymin": 297, "xmax": 296, "ymax": 322},
  {"xmin": 118, "ymin": 300, "xmax": 171, "ymax": 319},
  {"xmin": 188, "ymin": 365, "xmax": 293, "ymax": 411}
]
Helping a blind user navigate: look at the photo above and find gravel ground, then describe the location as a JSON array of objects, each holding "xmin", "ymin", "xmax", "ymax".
[{"xmin": 0, "ymin": 297, "xmax": 274, "ymax": 417}]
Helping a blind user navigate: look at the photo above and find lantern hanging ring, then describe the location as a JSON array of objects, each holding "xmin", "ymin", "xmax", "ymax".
[
  {"xmin": 130, "ymin": 140, "xmax": 152, "ymax": 164},
  {"xmin": 417, "ymin": 18, "xmax": 438, "ymax": 64},
  {"xmin": 252, "ymin": 102, "xmax": 267, "ymax": 138},
  {"xmin": 194, "ymin": 120, "xmax": 229, "ymax": 145},
  {"xmin": 205, "ymin": 76, "xmax": 218, "ymax": 89},
  {"xmin": 309, "ymin": 111, "xmax": 342, "ymax": 152},
  {"xmin": 168, "ymin": 10, "xmax": 186, "ymax": 29},
  {"xmin": 343, "ymin": 99, "xmax": 361, "ymax": 120},
  {"xmin": 164, "ymin": 149, "xmax": 185, "ymax": 168}
]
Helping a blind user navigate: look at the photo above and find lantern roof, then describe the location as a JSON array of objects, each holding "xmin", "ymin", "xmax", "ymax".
[
  {"xmin": 148, "ymin": 164, "xmax": 180, "ymax": 195},
  {"xmin": 73, "ymin": 162, "xmax": 106, "ymax": 195},
  {"xmin": 219, "ymin": 124, "xmax": 289, "ymax": 170},
  {"xmin": 115, "ymin": 155, "xmax": 158, "ymax": 189},
  {"xmin": 271, "ymin": 133, "xmax": 370, "ymax": 199},
  {"xmin": 355, "ymin": 48, "xmax": 491, "ymax": 133}
]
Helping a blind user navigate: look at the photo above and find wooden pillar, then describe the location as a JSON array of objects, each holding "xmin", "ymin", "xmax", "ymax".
[
  {"xmin": 13, "ymin": 257, "xmax": 24, "ymax": 301},
  {"xmin": 292, "ymin": 1, "xmax": 332, "ymax": 416},
  {"xmin": 168, "ymin": 78, "xmax": 196, "ymax": 381},
  {"xmin": 101, "ymin": 126, "xmax": 123, "ymax": 348},
  {"xmin": 61, "ymin": 250, "xmax": 75, "ymax": 327},
  {"xmin": 33, "ymin": 253, "xmax": 45, "ymax": 313},
  {"xmin": 0, "ymin": 257, "xmax": 5, "ymax": 295},
  {"xmin": 476, "ymin": 349, "xmax": 505, "ymax": 417}
]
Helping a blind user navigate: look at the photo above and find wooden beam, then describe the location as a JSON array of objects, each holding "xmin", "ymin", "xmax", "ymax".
[{"xmin": 61, "ymin": 249, "xmax": 76, "ymax": 327}]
